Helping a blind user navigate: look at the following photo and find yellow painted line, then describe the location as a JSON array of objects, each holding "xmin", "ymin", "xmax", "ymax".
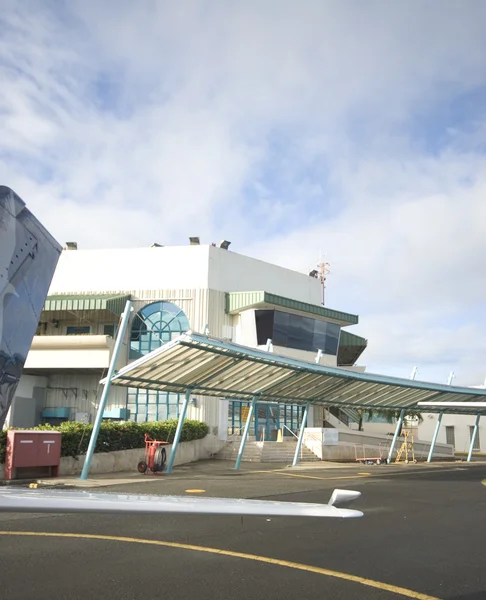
[
  {"xmin": 358, "ymin": 473, "xmax": 371, "ymax": 476},
  {"xmin": 185, "ymin": 489, "xmax": 206, "ymax": 493},
  {"xmin": 481, "ymin": 480, "xmax": 486, "ymax": 486},
  {"xmin": 0, "ymin": 531, "xmax": 441, "ymax": 600},
  {"xmin": 265, "ymin": 471, "xmax": 372, "ymax": 481}
]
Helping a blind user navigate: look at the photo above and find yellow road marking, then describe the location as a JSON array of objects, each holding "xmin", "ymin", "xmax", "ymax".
[
  {"xmin": 481, "ymin": 480, "xmax": 486, "ymax": 486},
  {"xmin": 358, "ymin": 473, "xmax": 372, "ymax": 476},
  {"xmin": 0, "ymin": 531, "xmax": 441, "ymax": 600},
  {"xmin": 185, "ymin": 489, "xmax": 206, "ymax": 493},
  {"xmin": 263, "ymin": 471, "xmax": 372, "ymax": 481}
]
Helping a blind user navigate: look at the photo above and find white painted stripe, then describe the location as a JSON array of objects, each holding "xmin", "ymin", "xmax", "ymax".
[{"xmin": 19, "ymin": 440, "xmax": 33, "ymax": 444}]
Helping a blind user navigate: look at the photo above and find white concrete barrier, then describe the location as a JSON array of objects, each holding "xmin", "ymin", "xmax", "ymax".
[{"xmin": 0, "ymin": 434, "xmax": 225, "ymax": 479}]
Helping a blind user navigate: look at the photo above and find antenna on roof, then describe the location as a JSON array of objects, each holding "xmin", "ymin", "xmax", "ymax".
[{"xmin": 316, "ymin": 251, "xmax": 330, "ymax": 306}]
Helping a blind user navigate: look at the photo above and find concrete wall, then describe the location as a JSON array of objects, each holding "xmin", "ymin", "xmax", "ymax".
[
  {"xmin": 0, "ymin": 435, "xmax": 225, "ymax": 480},
  {"xmin": 25, "ymin": 335, "xmax": 114, "ymax": 370},
  {"xmin": 418, "ymin": 413, "xmax": 485, "ymax": 454},
  {"xmin": 208, "ymin": 245, "xmax": 322, "ymax": 303},
  {"xmin": 303, "ymin": 427, "xmax": 454, "ymax": 461},
  {"xmin": 4, "ymin": 375, "xmax": 48, "ymax": 429},
  {"xmin": 266, "ymin": 345, "xmax": 337, "ymax": 367},
  {"xmin": 49, "ymin": 246, "xmax": 211, "ymax": 294},
  {"xmin": 57, "ymin": 434, "xmax": 225, "ymax": 476},
  {"xmin": 49, "ymin": 245, "xmax": 324, "ymax": 305}
]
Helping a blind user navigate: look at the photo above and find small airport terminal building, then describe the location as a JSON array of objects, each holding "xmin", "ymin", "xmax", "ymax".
[{"xmin": 4, "ymin": 240, "xmax": 485, "ymax": 459}]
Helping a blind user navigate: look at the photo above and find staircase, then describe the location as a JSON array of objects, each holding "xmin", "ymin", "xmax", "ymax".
[{"xmin": 214, "ymin": 439, "xmax": 320, "ymax": 463}]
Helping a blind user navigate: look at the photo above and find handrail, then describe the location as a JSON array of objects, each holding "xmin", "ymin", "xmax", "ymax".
[{"xmin": 281, "ymin": 423, "xmax": 299, "ymax": 439}]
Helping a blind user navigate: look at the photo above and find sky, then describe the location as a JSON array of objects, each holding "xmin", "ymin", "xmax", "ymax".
[{"xmin": 1, "ymin": 0, "xmax": 486, "ymax": 386}]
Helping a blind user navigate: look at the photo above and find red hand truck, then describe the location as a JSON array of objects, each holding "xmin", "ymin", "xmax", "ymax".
[{"xmin": 137, "ymin": 434, "xmax": 170, "ymax": 475}]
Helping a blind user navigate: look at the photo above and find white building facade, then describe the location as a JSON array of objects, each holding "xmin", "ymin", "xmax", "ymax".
[{"xmin": 5, "ymin": 242, "xmax": 367, "ymax": 440}]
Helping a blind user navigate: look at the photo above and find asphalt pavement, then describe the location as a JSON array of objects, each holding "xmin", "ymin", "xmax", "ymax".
[{"xmin": 1, "ymin": 460, "xmax": 485, "ymax": 600}]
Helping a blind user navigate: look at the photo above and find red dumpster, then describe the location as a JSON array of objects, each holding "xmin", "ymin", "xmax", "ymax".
[{"xmin": 5, "ymin": 430, "xmax": 62, "ymax": 480}]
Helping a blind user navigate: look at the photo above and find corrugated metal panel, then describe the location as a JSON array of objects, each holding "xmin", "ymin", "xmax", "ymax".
[
  {"xmin": 339, "ymin": 331, "xmax": 367, "ymax": 346},
  {"xmin": 109, "ymin": 332, "xmax": 486, "ymax": 414},
  {"xmin": 208, "ymin": 290, "xmax": 233, "ymax": 338},
  {"xmin": 127, "ymin": 288, "xmax": 209, "ymax": 334},
  {"xmin": 226, "ymin": 291, "xmax": 359, "ymax": 325},
  {"xmin": 44, "ymin": 294, "xmax": 131, "ymax": 315},
  {"xmin": 45, "ymin": 372, "xmax": 127, "ymax": 420},
  {"xmin": 337, "ymin": 330, "xmax": 368, "ymax": 366}
]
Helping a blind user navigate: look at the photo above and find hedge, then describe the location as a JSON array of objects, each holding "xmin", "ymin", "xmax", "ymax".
[{"xmin": 0, "ymin": 419, "xmax": 209, "ymax": 463}]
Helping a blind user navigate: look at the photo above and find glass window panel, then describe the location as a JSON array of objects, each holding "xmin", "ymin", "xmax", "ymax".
[
  {"xmin": 255, "ymin": 310, "xmax": 275, "ymax": 345},
  {"xmin": 66, "ymin": 326, "xmax": 90, "ymax": 335},
  {"xmin": 129, "ymin": 302, "xmax": 190, "ymax": 360},
  {"xmin": 103, "ymin": 324, "xmax": 115, "ymax": 337},
  {"xmin": 286, "ymin": 314, "xmax": 304, "ymax": 350},
  {"xmin": 313, "ymin": 320, "xmax": 328, "ymax": 351},
  {"xmin": 273, "ymin": 311, "xmax": 290, "ymax": 347},
  {"xmin": 324, "ymin": 322, "xmax": 340, "ymax": 355}
]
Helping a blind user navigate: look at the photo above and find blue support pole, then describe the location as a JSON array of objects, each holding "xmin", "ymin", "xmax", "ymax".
[
  {"xmin": 387, "ymin": 409, "xmax": 406, "ymax": 464},
  {"xmin": 234, "ymin": 396, "xmax": 257, "ymax": 470},
  {"xmin": 427, "ymin": 411, "xmax": 443, "ymax": 463},
  {"xmin": 467, "ymin": 414, "xmax": 481, "ymax": 462},
  {"xmin": 292, "ymin": 402, "xmax": 310, "ymax": 467},
  {"xmin": 80, "ymin": 300, "xmax": 132, "ymax": 480},
  {"xmin": 165, "ymin": 389, "xmax": 192, "ymax": 474}
]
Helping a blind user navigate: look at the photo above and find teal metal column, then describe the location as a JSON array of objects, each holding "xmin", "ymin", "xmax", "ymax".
[
  {"xmin": 467, "ymin": 414, "xmax": 481, "ymax": 462},
  {"xmin": 165, "ymin": 389, "xmax": 192, "ymax": 474},
  {"xmin": 387, "ymin": 409, "xmax": 405, "ymax": 464},
  {"xmin": 235, "ymin": 396, "xmax": 257, "ymax": 470},
  {"xmin": 80, "ymin": 300, "xmax": 132, "ymax": 480},
  {"xmin": 292, "ymin": 402, "xmax": 310, "ymax": 467},
  {"xmin": 427, "ymin": 411, "xmax": 443, "ymax": 462}
]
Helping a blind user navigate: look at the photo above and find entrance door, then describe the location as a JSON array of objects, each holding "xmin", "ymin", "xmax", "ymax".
[{"xmin": 255, "ymin": 404, "xmax": 280, "ymax": 440}]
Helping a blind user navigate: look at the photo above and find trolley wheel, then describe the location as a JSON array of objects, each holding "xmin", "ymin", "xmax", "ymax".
[
  {"xmin": 153, "ymin": 447, "xmax": 167, "ymax": 472},
  {"xmin": 137, "ymin": 461, "xmax": 148, "ymax": 474}
]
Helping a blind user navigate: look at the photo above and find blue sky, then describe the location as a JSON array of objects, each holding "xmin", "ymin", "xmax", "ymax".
[{"xmin": 2, "ymin": 1, "xmax": 486, "ymax": 385}]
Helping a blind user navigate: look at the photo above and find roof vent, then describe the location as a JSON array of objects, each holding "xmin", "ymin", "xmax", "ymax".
[
  {"xmin": 65, "ymin": 242, "xmax": 78, "ymax": 250},
  {"xmin": 219, "ymin": 240, "xmax": 231, "ymax": 250},
  {"xmin": 151, "ymin": 243, "xmax": 163, "ymax": 247},
  {"xmin": 189, "ymin": 237, "xmax": 200, "ymax": 245}
]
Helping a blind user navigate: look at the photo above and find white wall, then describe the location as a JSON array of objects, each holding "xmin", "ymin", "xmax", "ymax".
[
  {"xmin": 418, "ymin": 413, "xmax": 484, "ymax": 454},
  {"xmin": 49, "ymin": 245, "xmax": 324, "ymax": 308},
  {"xmin": 259, "ymin": 345, "xmax": 338, "ymax": 367},
  {"xmin": 208, "ymin": 245, "xmax": 323, "ymax": 303},
  {"xmin": 234, "ymin": 309, "xmax": 258, "ymax": 347},
  {"xmin": 5, "ymin": 375, "xmax": 48, "ymax": 428},
  {"xmin": 49, "ymin": 246, "xmax": 211, "ymax": 294}
]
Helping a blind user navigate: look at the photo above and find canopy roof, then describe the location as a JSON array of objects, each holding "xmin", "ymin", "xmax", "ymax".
[
  {"xmin": 43, "ymin": 294, "xmax": 131, "ymax": 316},
  {"xmin": 108, "ymin": 332, "xmax": 486, "ymax": 414},
  {"xmin": 225, "ymin": 291, "xmax": 359, "ymax": 325}
]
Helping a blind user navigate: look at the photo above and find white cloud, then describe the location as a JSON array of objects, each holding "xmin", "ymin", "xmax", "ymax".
[{"xmin": 1, "ymin": 1, "xmax": 486, "ymax": 383}]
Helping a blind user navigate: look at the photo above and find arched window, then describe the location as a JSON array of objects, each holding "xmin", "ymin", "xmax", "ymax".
[
  {"xmin": 129, "ymin": 301, "xmax": 190, "ymax": 360},
  {"xmin": 127, "ymin": 301, "xmax": 190, "ymax": 422}
]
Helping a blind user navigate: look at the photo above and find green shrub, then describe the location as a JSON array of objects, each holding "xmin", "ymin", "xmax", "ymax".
[{"xmin": 0, "ymin": 419, "xmax": 209, "ymax": 463}]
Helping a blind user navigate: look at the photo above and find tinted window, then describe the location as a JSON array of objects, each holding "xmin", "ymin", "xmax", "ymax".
[
  {"xmin": 259, "ymin": 309, "xmax": 341, "ymax": 356},
  {"xmin": 273, "ymin": 311, "xmax": 290, "ymax": 347},
  {"xmin": 324, "ymin": 322, "xmax": 341, "ymax": 355},
  {"xmin": 66, "ymin": 326, "xmax": 90, "ymax": 335},
  {"xmin": 255, "ymin": 310, "xmax": 274, "ymax": 345}
]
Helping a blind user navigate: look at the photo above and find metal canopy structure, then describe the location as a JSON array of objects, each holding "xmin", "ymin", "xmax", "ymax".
[
  {"xmin": 95, "ymin": 331, "xmax": 486, "ymax": 475},
  {"xmin": 43, "ymin": 294, "xmax": 131, "ymax": 316},
  {"xmin": 109, "ymin": 332, "xmax": 486, "ymax": 413}
]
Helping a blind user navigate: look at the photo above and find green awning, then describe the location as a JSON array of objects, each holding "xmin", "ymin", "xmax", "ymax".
[
  {"xmin": 43, "ymin": 294, "xmax": 131, "ymax": 316},
  {"xmin": 226, "ymin": 291, "xmax": 359, "ymax": 325},
  {"xmin": 337, "ymin": 331, "xmax": 368, "ymax": 366}
]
